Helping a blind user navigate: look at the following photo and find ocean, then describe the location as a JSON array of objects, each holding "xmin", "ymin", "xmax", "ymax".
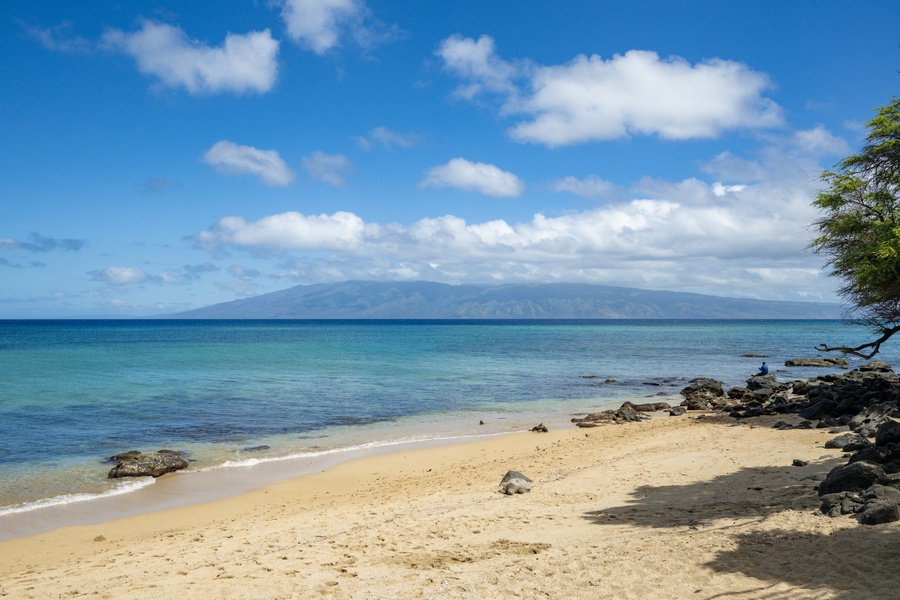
[{"xmin": 0, "ymin": 319, "xmax": 895, "ymax": 539}]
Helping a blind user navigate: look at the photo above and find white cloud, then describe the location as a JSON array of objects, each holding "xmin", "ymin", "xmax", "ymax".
[
  {"xmin": 552, "ymin": 175, "xmax": 618, "ymax": 198},
  {"xmin": 89, "ymin": 266, "xmax": 152, "ymax": 285},
  {"xmin": 711, "ymin": 182, "xmax": 746, "ymax": 197},
  {"xmin": 791, "ymin": 125, "xmax": 849, "ymax": 156},
  {"xmin": 355, "ymin": 126, "xmax": 424, "ymax": 150},
  {"xmin": 203, "ymin": 141, "xmax": 295, "ymax": 186},
  {"xmin": 420, "ymin": 158, "xmax": 525, "ymax": 197},
  {"xmin": 280, "ymin": 0, "xmax": 400, "ymax": 54},
  {"xmin": 302, "ymin": 151, "xmax": 354, "ymax": 186},
  {"xmin": 437, "ymin": 36, "xmax": 783, "ymax": 147},
  {"xmin": 102, "ymin": 20, "xmax": 279, "ymax": 95},
  {"xmin": 195, "ymin": 211, "xmax": 372, "ymax": 253},
  {"xmin": 437, "ymin": 34, "xmax": 519, "ymax": 99},
  {"xmin": 194, "ymin": 132, "xmax": 840, "ymax": 302},
  {"xmin": 281, "ymin": 0, "xmax": 359, "ymax": 53}
]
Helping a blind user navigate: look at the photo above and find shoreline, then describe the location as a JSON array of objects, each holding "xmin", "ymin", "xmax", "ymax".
[{"xmin": 4, "ymin": 413, "xmax": 896, "ymax": 599}]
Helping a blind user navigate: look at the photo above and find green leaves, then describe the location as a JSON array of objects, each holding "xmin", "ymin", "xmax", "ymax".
[{"xmin": 811, "ymin": 96, "xmax": 900, "ymax": 358}]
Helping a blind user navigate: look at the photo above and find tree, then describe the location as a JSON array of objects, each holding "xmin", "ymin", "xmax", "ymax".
[{"xmin": 811, "ymin": 96, "xmax": 900, "ymax": 359}]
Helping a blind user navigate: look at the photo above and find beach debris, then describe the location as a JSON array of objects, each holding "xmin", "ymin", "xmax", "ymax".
[
  {"xmin": 107, "ymin": 451, "xmax": 189, "ymax": 478},
  {"xmin": 531, "ymin": 423, "xmax": 548, "ymax": 432},
  {"xmin": 499, "ymin": 470, "xmax": 532, "ymax": 495}
]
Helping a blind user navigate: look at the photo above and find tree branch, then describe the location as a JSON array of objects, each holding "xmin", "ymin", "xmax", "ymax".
[{"xmin": 816, "ymin": 324, "xmax": 900, "ymax": 359}]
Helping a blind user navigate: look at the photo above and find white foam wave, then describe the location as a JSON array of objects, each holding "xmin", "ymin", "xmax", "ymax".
[
  {"xmin": 0, "ymin": 477, "xmax": 156, "ymax": 517},
  {"xmin": 204, "ymin": 431, "xmax": 507, "ymax": 471}
]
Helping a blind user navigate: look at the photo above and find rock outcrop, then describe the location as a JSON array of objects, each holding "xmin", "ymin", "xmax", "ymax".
[{"xmin": 107, "ymin": 451, "xmax": 189, "ymax": 478}]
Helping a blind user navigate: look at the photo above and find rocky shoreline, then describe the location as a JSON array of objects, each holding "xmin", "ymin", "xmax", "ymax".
[{"xmin": 573, "ymin": 358, "xmax": 900, "ymax": 526}]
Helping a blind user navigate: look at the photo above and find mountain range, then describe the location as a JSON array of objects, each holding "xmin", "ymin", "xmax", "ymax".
[{"xmin": 164, "ymin": 281, "xmax": 844, "ymax": 320}]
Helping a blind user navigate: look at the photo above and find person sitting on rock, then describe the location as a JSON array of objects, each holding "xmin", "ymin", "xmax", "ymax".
[{"xmin": 756, "ymin": 361, "xmax": 769, "ymax": 376}]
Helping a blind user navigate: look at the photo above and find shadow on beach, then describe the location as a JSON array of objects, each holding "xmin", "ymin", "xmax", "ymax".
[{"xmin": 583, "ymin": 456, "xmax": 900, "ymax": 599}]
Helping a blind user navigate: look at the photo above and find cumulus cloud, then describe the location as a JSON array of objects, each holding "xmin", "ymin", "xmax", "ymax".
[
  {"xmin": 302, "ymin": 151, "xmax": 354, "ymax": 186},
  {"xmin": 437, "ymin": 34, "xmax": 520, "ymax": 99},
  {"xmin": 195, "ymin": 211, "xmax": 372, "ymax": 254},
  {"xmin": 552, "ymin": 175, "xmax": 618, "ymax": 198},
  {"xmin": 1, "ymin": 233, "xmax": 87, "ymax": 253},
  {"xmin": 203, "ymin": 140, "xmax": 296, "ymax": 186},
  {"xmin": 193, "ymin": 130, "xmax": 842, "ymax": 301},
  {"xmin": 102, "ymin": 20, "xmax": 279, "ymax": 95},
  {"xmin": 279, "ymin": 0, "xmax": 401, "ymax": 54},
  {"xmin": 355, "ymin": 126, "xmax": 424, "ymax": 150},
  {"xmin": 437, "ymin": 35, "xmax": 783, "ymax": 146},
  {"xmin": 420, "ymin": 158, "xmax": 525, "ymax": 197}
]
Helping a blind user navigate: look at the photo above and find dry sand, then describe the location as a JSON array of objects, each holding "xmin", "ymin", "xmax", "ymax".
[{"xmin": 1, "ymin": 413, "xmax": 898, "ymax": 599}]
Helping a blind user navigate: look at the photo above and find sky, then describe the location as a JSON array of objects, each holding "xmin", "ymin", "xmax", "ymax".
[{"xmin": 2, "ymin": 1, "xmax": 899, "ymax": 317}]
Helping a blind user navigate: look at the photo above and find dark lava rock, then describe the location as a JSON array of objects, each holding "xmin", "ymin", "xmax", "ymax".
[
  {"xmin": 875, "ymin": 420, "xmax": 900, "ymax": 447},
  {"xmin": 824, "ymin": 433, "xmax": 871, "ymax": 451},
  {"xmin": 818, "ymin": 461, "xmax": 886, "ymax": 496},
  {"xmin": 108, "ymin": 452, "xmax": 189, "ymax": 479},
  {"xmin": 785, "ymin": 358, "xmax": 849, "ymax": 368}
]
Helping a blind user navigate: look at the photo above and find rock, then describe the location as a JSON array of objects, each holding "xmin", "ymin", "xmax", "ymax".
[
  {"xmin": 531, "ymin": 423, "xmax": 548, "ymax": 433},
  {"xmin": 785, "ymin": 358, "xmax": 849, "ymax": 368},
  {"xmin": 820, "ymin": 492, "xmax": 865, "ymax": 517},
  {"xmin": 629, "ymin": 402, "xmax": 671, "ymax": 412},
  {"xmin": 680, "ymin": 378, "xmax": 724, "ymax": 399},
  {"xmin": 108, "ymin": 451, "xmax": 189, "ymax": 479},
  {"xmin": 875, "ymin": 420, "xmax": 900, "ymax": 447},
  {"xmin": 499, "ymin": 470, "xmax": 533, "ymax": 495},
  {"xmin": 859, "ymin": 502, "xmax": 900, "ymax": 524},
  {"xmin": 792, "ymin": 459, "xmax": 809, "ymax": 467},
  {"xmin": 108, "ymin": 450, "xmax": 142, "ymax": 462},
  {"xmin": 571, "ymin": 403, "xmax": 648, "ymax": 425},
  {"xmin": 818, "ymin": 461, "xmax": 886, "ymax": 496},
  {"xmin": 824, "ymin": 433, "xmax": 871, "ymax": 451},
  {"xmin": 859, "ymin": 361, "xmax": 893, "ymax": 372},
  {"xmin": 668, "ymin": 406, "xmax": 686, "ymax": 417}
]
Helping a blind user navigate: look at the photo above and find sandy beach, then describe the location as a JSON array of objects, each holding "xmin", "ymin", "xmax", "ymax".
[{"xmin": 1, "ymin": 413, "xmax": 897, "ymax": 599}]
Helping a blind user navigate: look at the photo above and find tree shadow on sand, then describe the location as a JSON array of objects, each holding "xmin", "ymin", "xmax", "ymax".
[{"xmin": 584, "ymin": 455, "xmax": 900, "ymax": 599}]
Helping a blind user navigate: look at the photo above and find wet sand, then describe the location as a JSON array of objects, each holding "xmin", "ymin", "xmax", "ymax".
[{"xmin": 1, "ymin": 414, "xmax": 897, "ymax": 599}]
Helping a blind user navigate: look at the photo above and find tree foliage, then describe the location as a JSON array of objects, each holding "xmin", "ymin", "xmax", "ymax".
[{"xmin": 811, "ymin": 96, "xmax": 900, "ymax": 358}]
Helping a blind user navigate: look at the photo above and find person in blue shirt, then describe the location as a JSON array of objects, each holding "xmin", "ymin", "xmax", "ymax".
[{"xmin": 756, "ymin": 361, "xmax": 769, "ymax": 376}]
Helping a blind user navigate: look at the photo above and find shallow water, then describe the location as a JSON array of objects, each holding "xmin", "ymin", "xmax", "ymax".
[{"xmin": 0, "ymin": 319, "xmax": 893, "ymax": 537}]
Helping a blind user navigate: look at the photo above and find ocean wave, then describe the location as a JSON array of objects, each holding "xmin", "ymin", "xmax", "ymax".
[
  {"xmin": 0, "ymin": 477, "xmax": 156, "ymax": 517},
  {"xmin": 204, "ymin": 431, "xmax": 508, "ymax": 471}
]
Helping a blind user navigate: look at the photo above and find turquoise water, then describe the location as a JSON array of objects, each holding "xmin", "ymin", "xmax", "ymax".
[{"xmin": 0, "ymin": 319, "xmax": 895, "ymax": 526}]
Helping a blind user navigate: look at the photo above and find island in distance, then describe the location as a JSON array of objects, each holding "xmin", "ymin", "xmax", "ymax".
[{"xmin": 164, "ymin": 281, "xmax": 844, "ymax": 320}]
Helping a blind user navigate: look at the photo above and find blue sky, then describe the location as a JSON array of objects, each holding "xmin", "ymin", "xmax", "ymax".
[{"xmin": 2, "ymin": 1, "xmax": 898, "ymax": 317}]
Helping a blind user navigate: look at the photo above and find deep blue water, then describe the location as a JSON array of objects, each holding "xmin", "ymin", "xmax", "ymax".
[{"xmin": 0, "ymin": 319, "xmax": 895, "ymax": 517}]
